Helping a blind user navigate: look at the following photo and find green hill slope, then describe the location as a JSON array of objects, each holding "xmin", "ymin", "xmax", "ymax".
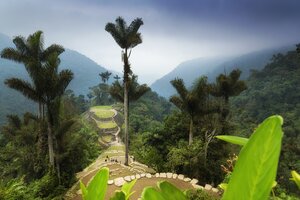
[{"xmin": 232, "ymin": 46, "xmax": 300, "ymax": 194}]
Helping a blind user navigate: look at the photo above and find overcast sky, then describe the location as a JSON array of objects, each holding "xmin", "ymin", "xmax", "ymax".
[{"xmin": 0, "ymin": 0, "xmax": 299, "ymax": 84}]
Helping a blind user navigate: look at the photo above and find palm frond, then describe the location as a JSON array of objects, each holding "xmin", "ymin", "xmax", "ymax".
[
  {"xmin": 105, "ymin": 22, "xmax": 126, "ymax": 49},
  {"xmin": 109, "ymin": 81, "xmax": 124, "ymax": 102},
  {"xmin": 130, "ymin": 84, "xmax": 150, "ymax": 101},
  {"xmin": 169, "ymin": 96, "xmax": 184, "ymax": 110},
  {"xmin": 6, "ymin": 115, "xmax": 22, "ymax": 129},
  {"xmin": 170, "ymin": 78, "xmax": 188, "ymax": 101},
  {"xmin": 57, "ymin": 69, "xmax": 74, "ymax": 96},
  {"xmin": 12, "ymin": 36, "xmax": 28, "ymax": 54},
  {"xmin": 42, "ymin": 44, "xmax": 64, "ymax": 60},
  {"xmin": 128, "ymin": 18, "xmax": 143, "ymax": 34},
  {"xmin": 23, "ymin": 112, "xmax": 39, "ymax": 125},
  {"xmin": 5, "ymin": 78, "xmax": 40, "ymax": 102},
  {"xmin": 116, "ymin": 16, "xmax": 127, "ymax": 37},
  {"xmin": 1, "ymin": 48, "xmax": 24, "ymax": 63}
]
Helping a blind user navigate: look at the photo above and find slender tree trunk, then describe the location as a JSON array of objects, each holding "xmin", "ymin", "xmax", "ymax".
[
  {"xmin": 189, "ymin": 117, "xmax": 193, "ymax": 145},
  {"xmin": 123, "ymin": 49, "xmax": 130, "ymax": 166},
  {"xmin": 38, "ymin": 102, "xmax": 42, "ymax": 119},
  {"xmin": 46, "ymin": 110, "xmax": 55, "ymax": 169},
  {"xmin": 124, "ymin": 81, "xmax": 129, "ymax": 165}
]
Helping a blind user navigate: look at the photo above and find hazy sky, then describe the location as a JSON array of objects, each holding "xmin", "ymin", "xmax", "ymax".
[{"xmin": 0, "ymin": 0, "xmax": 299, "ymax": 84}]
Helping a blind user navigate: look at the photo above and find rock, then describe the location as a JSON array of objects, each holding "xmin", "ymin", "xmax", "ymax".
[
  {"xmin": 166, "ymin": 173, "xmax": 173, "ymax": 178},
  {"xmin": 193, "ymin": 185, "xmax": 204, "ymax": 190},
  {"xmin": 184, "ymin": 178, "xmax": 191, "ymax": 182},
  {"xmin": 124, "ymin": 176, "xmax": 131, "ymax": 182},
  {"xmin": 131, "ymin": 175, "xmax": 136, "ymax": 180},
  {"xmin": 114, "ymin": 177, "xmax": 125, "ymax": 187},
  {"xmin": 212, "ymin": 188, "xmax": 219, "ymax": 193},
  {"xmin": 172, "ymin": 174, "xmax": 178, "ymax": 179},
  {"xmin": 136, "ymin": 174, "xmax": 141, "ymax": 179},
  {"xmin": 204, "ymin": 184, "xmax": 212, "ymax": 191},
  {"xmin": 190, "ymin": 179, "xmax": 198, "ymax": 184},
  {"xmin": 159, "ymin": 173, "xmax": 167, "ymax": 178},
  {"xmin": 178, "ymin": 174, "xmax": 184, "ymax": 180},
  {"xmin": 108, "ymin": 180, "xmax": 114, "ymax": 185},
  {"xmin": 76, "ymin": 190, "xmax": 82, "ymax": 195},
  {"xmin": 141, "ymin": 173, "xmax": 146, "ymax": 177},
  {"xmin": 146, "ymin": 173, "xmax": 152, "ymax": 178},
  {"xmin": 155, "ymin": 173, "xmax": 160, "ymax": 177}
]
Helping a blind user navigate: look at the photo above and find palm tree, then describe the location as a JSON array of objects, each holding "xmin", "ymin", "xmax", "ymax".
[
  {"xmin": 1, "ymin": 31, "xmax": 67, "ymax": 170},
  {"xmin": 109, "ymin": 74, "xmax": 150, "ymax": 103},
  {"xmin": 170, "ymin": 77, "xmax": 211, "ymax": 145},
  {"xmin": 113, "ymin": 74, "xmax": 121, "ymax": 81},
  {"xmin": 42, "ymin": 53, "xmax": 73, "ymax": 171},
  {"xmin": 1, "ymin": 31, "xmax": 64, "ymax": 118},
  {"xmin": 99, "ymin": 71, "xmax": 112, "ymax": 83},
  {"xmin": 211, "ymin": 69, "xmax": 247, "ymax": 133},
  {"xmin": 105, "ymin": 17, "xmax": 143, "ymax": 165}
]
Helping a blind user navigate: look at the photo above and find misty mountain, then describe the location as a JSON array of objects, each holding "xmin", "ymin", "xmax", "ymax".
[
  {"xmin": 0, "ymin": 33, "xmax": 118, "ymax": 124},
  {"xmin": 151, "ymin": 46, "xmax": 294, "ymax": 98}
]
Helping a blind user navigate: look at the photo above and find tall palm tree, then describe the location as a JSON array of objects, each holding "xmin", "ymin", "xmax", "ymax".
[
  {"xmin": 105, "ymin": 17, "xmax": 143, "ymax": 165},
  {"xmin": 1, "ymin": 31, "xmax": 64, "ymax": 118},
  {"xmin": 211, "ymin": 69, "xmax": 247, "ymax": 133},
  {"xmin": 99, "ymin": 71, "xmax": 112, "ymax": 83},
  {"xmin": 170, "ymin": 77, "xmax": 211, "ymax": 145},
  {"xmin": 42, "ymin": 53, "xmax": 73, "ymax": 171},
  {"xmin": 1, "ymin": 31, "xmax": 66, "ymax": 170}
]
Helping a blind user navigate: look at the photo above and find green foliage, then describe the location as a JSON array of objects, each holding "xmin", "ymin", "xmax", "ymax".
[
  {"xmin": 290, "ymin": 171, "xmax": 300, "ymax": 190},
  {"xmin": 219, "ymin": 115, "xmax": 283, "ymax": 200},
  {"xmin": 80, "ymin": 167, "xmax": 109, "ymax": 200},
  {"xmin": 231, "ymin": 47, "xmax": 300, "ymax": 194},
  {"xmin": 186, "ymin": 189, "xmax": 220, "ymax": 200},
  {"xmin": 215, "ymin": 135, "xmax": 248, "ymax": 146},
  {"xmin": 120, "ymin": 179, "xmax": 137, "ymax": 200},
  {"xmin": 141, "ymin": 181, "xmax": 187, "ymax": 200}
]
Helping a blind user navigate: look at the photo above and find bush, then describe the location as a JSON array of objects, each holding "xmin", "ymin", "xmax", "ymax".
[{"xmin": 186, "ymin": 189, "xmax": 220, "ymax": 200}]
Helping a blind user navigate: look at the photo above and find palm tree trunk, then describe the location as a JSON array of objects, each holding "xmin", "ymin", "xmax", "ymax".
[
  {"xmin": 124, "ymin": 81, "xmax": 129, "ymax": 165},
  {"xmin": 189, "ymin": 117, "xmax": 193, "ymax": 145},
  {"xmin": 46, "ymin": 112, "xmax": 55, "ymax": 169},
  {"xmin": 124, "ymin": 49, "xmax": 130, "ymax": 166},
  {"xmin": 38, "ymin": 102, "xmax": 42, "ymax": 119}
]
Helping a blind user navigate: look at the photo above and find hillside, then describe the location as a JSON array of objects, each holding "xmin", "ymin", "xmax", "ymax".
[
  {"xmin": 151, "ymin": 46, "xmax": 294, "ymax": 98},
  {"xmin": 231, "ymin": 47, "xmax": 300, "ymax": 193},
  {"xmin": 0, "ymin": 33, "xmax": 118, "ymax": 124}
]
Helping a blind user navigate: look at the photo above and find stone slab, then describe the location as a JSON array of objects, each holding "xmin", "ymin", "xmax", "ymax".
[
  {"xmin": 178, "ymin": 174, "xmax": 184, "ymax": 180},
  {"xmin": 166, "ymin": 173, "xmax": 173, "ymax": 178},
  {"xmin": 204, "ymin": 184, "xmax": 212, "ymax": 191},
  {"xmin": 124, "ymin": 176, "xmax": 131, "ymax": 182},
  {"xmin": 190, "ymin": 179, "xmax": 198, "ymax": 184},
  {"xmin": 114, "ymin": 177, "xmax": 125, "ymax": 187}
]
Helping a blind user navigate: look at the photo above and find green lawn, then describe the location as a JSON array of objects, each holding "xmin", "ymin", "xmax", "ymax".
[
  {"xmin": 90, "ymin": 106, "xmax": 115, "ymax": 118},
  {"xmin": 102, "ymin": 135, "xmax": 113, "ymax": 143},
  {"xmin": 97, "ymin": 121, "xmax": 117, "ymax": 129}
]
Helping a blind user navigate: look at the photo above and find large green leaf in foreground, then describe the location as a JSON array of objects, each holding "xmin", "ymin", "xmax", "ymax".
[
  {"xmin": 222, "ymin": 115, "xmax": 283, "ymax": 200},
  {"xmin": 80, "ymin": 167, "xmax": 109, "ymax": 200}
]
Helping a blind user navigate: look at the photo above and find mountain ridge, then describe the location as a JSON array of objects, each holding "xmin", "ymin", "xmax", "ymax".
[{"xmin": 151, "ymin": 45, "xmax": 295, "ymax": 98}]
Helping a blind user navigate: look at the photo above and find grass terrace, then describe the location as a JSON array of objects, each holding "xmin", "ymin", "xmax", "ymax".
[
  {"xmin": 97, "ymin": 121, "xmax": 118, "ymax": 129},
  {"xmin": 90, "ymin": 106, "xmax": 115, "ymax": 119}
]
